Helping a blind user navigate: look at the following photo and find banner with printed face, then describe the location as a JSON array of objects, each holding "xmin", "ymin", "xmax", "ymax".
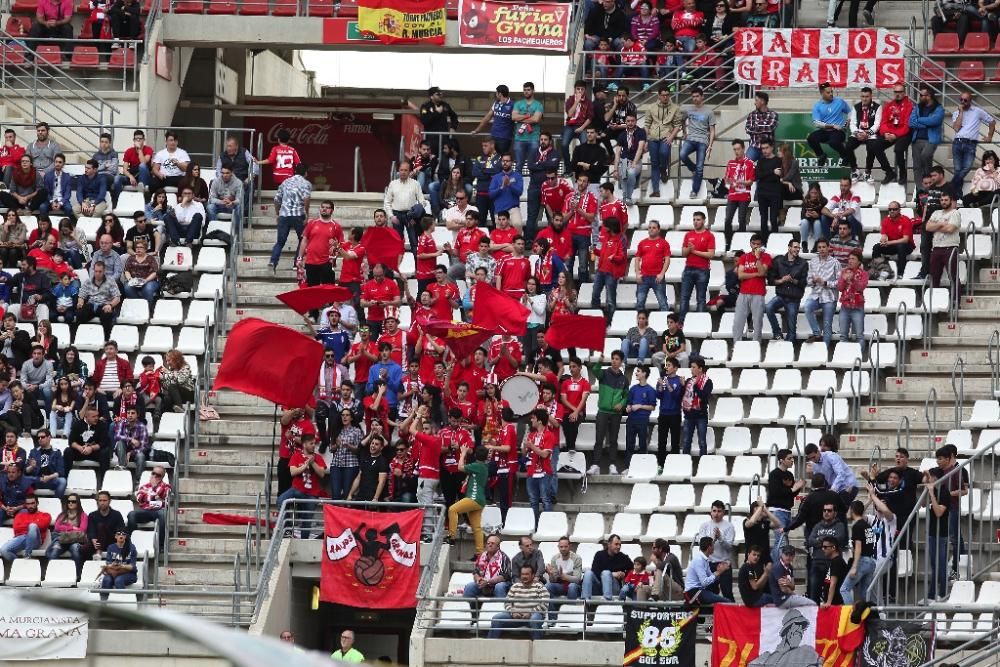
[
  {"xmin": 0, "ymin": 591, "xmax": 88, "ymax": 660},
  {"xmin": 711, "ymin": 604, "xmax": 869, "ymax": 667},
  {"xmin": 733, "ymin": 28, "xmax": 906, "ymax": 88},
  {"xmin": 624, "ymin": 607, "xmax": 698, "ymax": 666},
  {"xmin": 458, "ymin": 0, "xmax": 572, "ymax": 51},
  {"xmin": 357, "ymin": 0, "xmax": 446, "ymax": 44}
]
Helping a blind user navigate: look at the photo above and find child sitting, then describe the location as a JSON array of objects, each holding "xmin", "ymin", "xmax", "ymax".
[
  {"xmin": 51, "ymin": 272, "xmax": 79, "ymax": 324},
  {"xmin": 619, "ymin": 33, "xmax": 649, "ymax": 85},
  {"xmin": 620, "ymin": 556, "xmax": 652, "ymax": 600},
  {"xmin": 137, "ymin": 355, "xmax": 164, "ymax": 418}
]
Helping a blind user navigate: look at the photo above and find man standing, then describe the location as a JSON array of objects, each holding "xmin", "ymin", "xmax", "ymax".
[
  {"xmin": 588, "ymin": 351, "xmax": 627, "ymax": 475},
  {"xmin": 605, "ymin": 86, "xmax": 637, "ymax": 139},
  {"xmin": 473, "ymin": 85, "xmax": 515, "ymax": 156},
  {"xmin": 523, "ymin": 408, "xmax": 556, "ymax": 521},
  {"xmin": 488, "ymin": 154, "xmax": 524, "ymax": 230},
  {"xmin": 681, "ymin": 358, "xmax": 713, "ymax": 456},
  {"xmin": 694, "ymin": 501, "xmax": 736, "ymax": 600},
  {"xmin": 732, "ymin": 234, "xmax": 771, "ymax": 341},
  {"xmin": 723, "ymin": 139, "xmax": 755, "ymax": 241},
  {"xmin": 846, "ymin": 87, "xmax": 892, "ymax": 185},
  {"xmin": 471, "ymin": 138, "xmax": 501, "ymax": 227},
  {"xmin": 613, "ymin": 113, "xmax": 646, "ymax": 206},
  {"xmin": 488, "ymin": 565, "xmax": 548, "ymax": 640},
  {"xmin": 871, "ymin": 202, "xmax": 914, "ymax": 277},
  {"xmin": 877, "ymin": 85, "xmax": 913, "ymax": 186},
  {"xmin": 384, "ymin": 161, "xmax": 427, "ymax": 252},
  {"xmin": 803, "ymin": 239, "xmax": 840, "ymax": 345},
  {"xmin": 910, "ymin": 86, "xmax": 945, "ymax": 186},
  {"xmin": 633, "ymin": 219, "xmax": 670, "ymax": 312},
  {"xmin": 766, "ymin": 239, "xmax": 807, "ymax": 342},
  {"xmin": 805, "ymin": 442, "xmax": 858, "ymax": 508},
  {"xmin": 269, "ymin": 163, "xmax": 311, "ymax": 274},
  {"xmin": 642, "ymin": 87, "xmax": 683, "ymax": 198},
  {"xmin": 495, "ymin": 236, "xmax": 532, "ymax": 299},
  {"xmin": 744, "ymin": 92, "xmax": 778, "ymax": 163},
  {"xmin": 926, "ymin": 191, "xmax": 962, "ymax": 297},
  {"xmin": 359, "ymin": 264, "xmax": 401, "ymax": 339},
  {"xmin": 562, "ymin": 174, "xmax": 599, "ymax": 283},
  {"xmin": 296, "ymin": 201, "xmax": 343, "ymax": 287},
  {"xmin": 419, "ymin": 87, "xmax": 458, "ymax": 153},
  {"xmin": 807, "ymin": 82, "xmax": 852, "ymax": 167},
  {"xmin": 804, "ymin": 501, "xmax": 847, "ymax": 600},
  {"xmin": 570, "ymin": 127, "xmax": 609, "ymax": 187},
  {"xmin": 582, "ymin": 534, "xmax": 632, "ymax": 599},
  {"xmin": 525, "ymin": 133, "xmax": 560, "ymax": 241},
  {"xmin": 511, "ymin": 82, "xmax": 544, "ymax": 173},
  {"xmin": 677, "ymin": 211, "xmax": 715, "ymax": 322},
  {"xmin": 684, "ymin": 536, "xmax": 732, "ymax": 604},
  {"xmin": 951, "ymin": 92, "xmax": 996, "ymax": 192},
  {"xmin": 679, "ymin": 88, "xmax": 716, "ymax": 198},
  {"xmin": 560, "ymin": 81, "xmax": 592, "ymax": 171}
]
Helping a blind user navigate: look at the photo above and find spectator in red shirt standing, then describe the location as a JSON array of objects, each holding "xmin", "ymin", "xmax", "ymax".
[
  {"xmin": 296, "ymin": 200, "xmax": 343, "ymax": 289},
  {"xmin": 723, "ymin": 139, "xmax": 756, "ymax": 242},
  {"xmin": 0, "ymin": 129, "xmax": 25, "ymax": 188},
  {"xmin": 277, "ymin": 405, "xmax": 316, "ymax": 496},
  {"xmin": 678, "ymin": 211, "xmax": 715, "ymax": 322},
  {"xmin": 524, "ymin": 408, "xmax": 556, "ymax": 522},
  {"xmin": 536, "ymin": 212, "xmax": 572, "ymax": 266},
  {"xmin": 495, "ymin": 236, "xmax": 532, "ymax": 299},
  {"xmin": 256, "ymin": 129, "xmax": 301, "ymax": 187},
  {"xmin": 731, "ymin": 234, "xmax": 772, "ymax": 341},
  {"xmin": 559, "ymin": 357, "xmax": 590, "ymax": 453},
  {"xmin": 633, "ymin": 219, "xmax": 671, "ymax": 311},
  {"xmin": 360, "ymin": 264, "xmax": 401, "ymax": 339},
  {"xmin": 563, "ymin": 174, "xmax": 599, "ymax": 283},
  {"xmin": 333, "ymin": 227, "xmax": 365, "ymax": 321},
  {"xmin": 590, "ymin": 217, "xmax": 627, "ymax": 321},
  {"xmin": 408, "ymin": 409, "xmax": 442, "ymax": 540},
  {"xmin": 561, "ymin": 81, "xmax": 593, "ymax": 172},
  {"xmin": 427, "ymin": 265, "xmax": 460, "ymax": 322},
  {"xmin": 277, "ymin": 434, "xmax": 327, "ymax": 538},
  {"xmin": 871, "ymin": 201, "xmax": 914, "ymax": 276},
  {"xmin": 114, "ymin": 129, "xmax": 153, "ymax": 206},
  {"xmin": 541, "ymin": 171, "xmax": 573, "ymax": 226},
  {"xmin": 415, "ymin": 217, "xmax": 449, "ymax": 296},
  {"xmin": 490, "ymin": 211, "xmax": 518, "ymax": 261},
  {"xmin": 345, "ymin": 326, "xmax": 378, "ymax": 401},
  {"xmin": 449, "ymin": 211, "xmax": 487, "ymax": 282},
  {"xmin": 488, "ymin": 333, "xmax": 523, "ymax": 384}
]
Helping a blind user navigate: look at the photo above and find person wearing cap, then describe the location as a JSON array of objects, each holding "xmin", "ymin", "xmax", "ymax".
[
  {"xmin": 769, "ymin": 545, "xmax": 817, "ymax": 609},
  {"xmin": 419, "ymin": 87, "xmax": 459, "ymax": 155},
  {"xmin": 99, "ymin": 528, "xmax": 137, "ymax": 600}
]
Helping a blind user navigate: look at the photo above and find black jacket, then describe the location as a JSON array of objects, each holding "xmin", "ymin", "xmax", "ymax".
[
  {"xmin": 585, "ymin": 6, "xmax": 628, "ymax": 40},
  {"xmin": 768, "ymin": 254, "xmax": 808, "ymax": 301},
  {"xmin": 787, "ymin": 487, "xmax": 846, "ymax": 536},
  {"xmin": 590, "ymin": 548, "xmax": 632, "ymax": 577},
  {"xmin": 436, "ymin": 154, "xmax": 473, "ymax": 184},
  {"xmin": 570, "ymin": 143, "xmax": 608, "ymax": 182},
  {"xmin": 527, "ymin": 145, "xmax": 561, "ymax": 188},
  {"xmin": 419, "ymin": 99, "xmax": 459, "ymax": 135}
]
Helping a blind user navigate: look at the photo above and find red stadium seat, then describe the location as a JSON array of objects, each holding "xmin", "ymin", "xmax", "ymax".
[
  {"xmin": 238, "ymin": 0, "xmax": 269, "ymax": 13},
  {"xmin": 336, "ymin": 4, "xmax": 356, "ymax": 16},
  {"xmin": 307, "ymin": 0, "xmax": 333, "ymax": 16},
  {"xmin": 4, "ymin": 16, "xmax": 31, "ymax": 36},
  {"xmin": 70, "ymin": 45, "xmax": 101, "ymax": 68},
  {"xmin": 141, "ymin": 0, "xmax": 170, "ymax": 13},
  {"xmin": 271, "ymin": 0, "xmax": 298, "ymax": 15},
  {"xmin": 964, "ymin": 32, "xmax": 990, "ymax": 53},
  {"xmin": 109, "ymin": 47, "xmax": 136, "ymax": 69},
  {"xmin": 957, "ymin": 60, "xmax": 985, "ymax": 82},
  {"xmin": 206, "ymin": 0, "xmax": 237, "ymax": 13},
  {"xmin": 36, "ymin": 44, "xmax": 63, "ymax": 66},
  {"xmin": 0, "ymin": 44, "xmax": 27, "ymax": 66},
  {"xmin": 173, "ymin": 0, "xmax": 203, "ymax": 12},
  {"xmin": 919, "ymin": 60, "xmax": 947, "ymax": 82},
  {"xmin": 930, "ymin": 32, "xmax": 959, "ymax": 53},
  {"xmin": 11, "ymin": 0, "xmax": 38, "ymax": 13}
]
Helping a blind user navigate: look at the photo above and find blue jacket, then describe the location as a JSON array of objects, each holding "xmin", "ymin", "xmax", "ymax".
[
  {"xmin": 0, "ymin": 473, "xmax": 38, "ymax": 508},
  {"xmin": 366, "ymin": 360, "xmax": 403, "ymax": 407},
  {"xmin": 626, "ymin": 383, "xmax": 657, "ymax": 423},
  {"xmin": 28, "ymin": 446, "xmax": 64, "ymax": 477},
  {"xmin": 488, "ymin": 169, "xmax": 524, "ymax": 216},
  {"xmin": 655, "ymin": 375, "xmax": 684, "ymax": 415},
  {"xmin": 42, "ymin": 170, "xmax": 73, "ymax": 205},
  {"xmin": 909, "ymin": 103, "xmax": 945, "ymax": 145},
  {"xmin": 76, "ymin": 173, "xmax": 107, "ymax": 205}
]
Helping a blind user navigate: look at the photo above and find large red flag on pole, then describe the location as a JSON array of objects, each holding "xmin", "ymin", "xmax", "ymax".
[
  {"xmin": 276, "ymin": 285, "xmax": 354, "ymax": 315},
  {"xmin": 471, "ymin": 281, "xmax": 530, "ymax": 335},
  {"xmin": 212, "ymin": 318, "xmax": 324, "ymax": 407},
  {"xmin": 360, "ymin": 226, "xmax": 404, "ymax": 271}
]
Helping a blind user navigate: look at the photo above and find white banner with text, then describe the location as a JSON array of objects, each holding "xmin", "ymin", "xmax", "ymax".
[{"xmin": 0, "ymin": 592, "xmax": 88, "ymax": 660}]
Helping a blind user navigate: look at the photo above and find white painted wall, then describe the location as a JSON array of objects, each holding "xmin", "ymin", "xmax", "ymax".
[{"xmin": 246, "ymin": 50, "xmax": 319, "ymax": 98}]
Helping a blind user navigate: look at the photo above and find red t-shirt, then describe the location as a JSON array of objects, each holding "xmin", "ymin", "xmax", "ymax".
[
  {"xmin": 445, "ymin": 396, "xmax": 477, "ymax": 426},
  {"xmin": 682, "ymin": 229, "xmax": 715, "ymax": 270},
  {"xmin": 454, "ymin": 363, "xmax": 488, "ymax": 399},
  {"xmin": 439, "ymin": 426, "xmax": 474, "ymax": 474},
  {"xmin": 736, "ymin": 250, "xmax": 772, "ymax": 296},
  {"xmin": 267, "ymin": 144, "xmax": 301, "ymax": 183},
  {"xmin": 541, "ymin": 179, "xmax": 573, "ymax": 213},
  {"xmin": 725, "ymin": 158, "xmax": 756, "ymax": 202},
  {"xmin": 378, "ymin": 328, "xmax": 406, "ymax": 367},
  {"xmin": 525, "ymin": 429, "xmax": 556, "ymax": 476},
  {"xmin": 563, "ymin": 191, "xmax": 599, "ymax": 237},
  {"xmin": 412, "ymin": 432, "xmax": 443, "ymax": 480},
  {"xmin": 361, "ymin": 278, "xmax": 400, "ymax": 322},
  {"xmin": 122, "ymin": 145, "xmax": 153, "ymax": 170},
  {"xmin": 426, "ymin": 281, "xmax": 459, "ymax": 321},
  {"xmin": 636, "ymin": 237, "xmax": 671, "ymax": 277},
  {"xmin": 338, "ymin": 241, "xmax": 365, "ymax": 283},
  {"xmin": 0, "ymin": 143, "xmax": 24, "ymax": 170},
  {"xmin": 489, "ymin": 338, "xmax": 522, "ymax": 383},
  {"xmin": 496, "ymin": 256, "xmax": 531, "ymax": 297},
  {"xmin": 279, "ymin": 416, "xmax": 316, "ymax": 459},
  {"xmin": 560, "ymin": 376, "xmax": 591, "ymax": 412},
  {"xmin": 415, "ymin": 233, "xmax": 438, "ymax": 280},
  {"xmin": 455, "ymin": 227, "xmax": 486, "ymax": 262},
  {"xmin": 418, "ymin": 335, "xmax": 445, "ymax": 384},
  {"xmin": 349, "ymin": 340, "xmax": 379, "ymax": 384},
  {"xmin": 599, "ymin": 199, "xmax": 629, "ymax": 230},
  {"xmin": 289, "ymin": 450, "xmax": 328, "ymax": 497},
  {"xmin": 536, "ymin": 225, "xmax": 572, "ymax": 261},
  {"xmin": 490, "ymin": 226, "xmax": 518, "ymax": 260},
  {"xmin": 596, "ymin": 231, "xmax": 627, "ymax": 277},
  {"xmin": 302, "ymin": 218, "xmax": 344, "ymax": 266},
  {"xmin": 492, "ymin": 422, "xmax": 519, "ymax": 474},
  {"xmin": 535, "ymin": 398, "xmax": 564, "ymax": 437},
  {"xmin": 881, "ymin": 215, "xmax": 914, "ymax": 242}
]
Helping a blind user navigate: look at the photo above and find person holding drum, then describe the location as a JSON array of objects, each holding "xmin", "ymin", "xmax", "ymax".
[{"xmin": 488, "ymin": 333, "xmax": 523, "ymax": 385}]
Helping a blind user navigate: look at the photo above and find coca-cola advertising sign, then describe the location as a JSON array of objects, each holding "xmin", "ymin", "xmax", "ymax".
[{"xmin": 246, "ymin": 114, "xmax": 399, "ymax": 191}]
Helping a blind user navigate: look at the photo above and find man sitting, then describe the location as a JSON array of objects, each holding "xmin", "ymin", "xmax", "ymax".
[
  {"xmin": 821, "ymin": 178, "xmax": 862, "ymax": 240},
  {"xmin": 73, "ymin": 160, "xmax": 109, "ymax": 219},
  {"xmin": 64, "ymin": 407, "xmax": 111, "ymax": 487},
  {"xmin": 487, "ymin": 565, "xmax": 549, "ymax": 640},
  {"xmin": 684, "ymin": 536, "xmax": 733, "ymax": 604},
  {"xmin": 151, "ymin": 131, "xmax": 190, "ymax": 191},
  {"xmin": 463, "ymin": 534, "xmax": 512, "ymax": 598},
  {"xmin": 28, "ymin": 0, "xmax": 73, "ymax": 47},
  {"xmin": 40, "ymin": 154, "xmax": 73, "ymax": 220},
  {"xmin": 0, "ymin": 464, "xmax": 37, "ymax": 521},
  {"xmin": 207, "ymin": 166, "xmax": 243, "ymax": 228},
  {"xmin": 581, "ymin": 534, "xmax": 631, "ymax": 600},
  {"xmin": 25, "ymin": 429, "xmax": 65, "ymax": 497},
  {"xmin": 77, "ymin": 261, "xmax": 121, "ymax": 342},
  {"xmin": 126, "ymin": 465, "xmax": 171, "ymax": 549},
  {"xmin": 0, "ymin": 494, "xmax": 50, "ymax": 561},
  {"xmin": 20, "ymin": 344, "xmax": 54, "ymax": 412},
  {"xmin": 113, "ymin": 406, "xmax": 150, "ymax": 482},
  {"xmin": 164, "ymin": 186, "xmax": 205, "ymax": 247}
]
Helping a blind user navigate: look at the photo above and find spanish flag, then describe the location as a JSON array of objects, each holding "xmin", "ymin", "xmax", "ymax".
[{"xmin": 357, "ymin": 0, "xmax": 446, "ymax": 45}]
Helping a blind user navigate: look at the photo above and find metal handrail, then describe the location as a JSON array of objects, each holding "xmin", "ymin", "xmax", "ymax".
[
  {"xmin": 869, "ymin": 328, "xmax": 882, "ymax": 407},
  {"xmin": 944, "ymin": 246, "xmax": 961, "ymax": 324},
  {"xmin": 2, "ymin": 37, "xmax": 142, "ymax": 92},
  {"xmin": 792, "ymin": 416, "xmax": 806, "ymax": 479},
  {"xmin": 143, "ymin": 0, "xmax": 162, "ymax": 61},
  {"xmin": 990, "ymin": 204, "xmax": 1000, "ymax": 272},
  {"xmin": 896, "ymin": 415, "xmax": 911, "ymax": 454},
  {"xmin": 895, "ymin": 301, "xmax": 908, "ymax": 379},
  {"xmin": 867, "ymin": 444, "xmax": 882, "ymax": 472},
  {"xmin": 848, "ymin": 357, "xmax": 863, "ymax": 435},
  {"xmin": 951, "ymin": 356, "xmax": 965, "ymax": 430},
  {"xmin": 989, "ymin": 330, "xmax": 1000, "ymax": 398},
  {"xmin": 353, "ymin": 145, "xmax": 367, "ymax": 193},
  {"xmin": 925, "ymin": 386, "xmax": 938, "ymax": 455},
  {"xmin": 822, "ymin": 386, "xmax": 836, "ymax": 434},
  {"xmin": 921, "ymin": 274, "xmax": 934, "ymax": 353},
  {"xmin": 964, "ymin": 221, "xmax": 978, "ymax": 301}
]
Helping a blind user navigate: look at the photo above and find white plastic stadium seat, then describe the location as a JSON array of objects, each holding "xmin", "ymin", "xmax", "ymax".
[
  {"xmin": 657, "ymin": 454, "xmax": 692, "ymax": 482},
  {"xmin": 533, "ymin": 512, "xmax": 568, "ymax": 542},
  {"xmin": 501, "ymin": 507, "xmax": 536, "ymax": 537},
  {"xmin": 624, "ymin": 483, "xmax": 661, "ymax": 514},
  {"xmin": 624, "ymin": 454, "xmax": 657, "ymax": 482},
  {"xmin": 642, "ymin": 514, "xmax": 678, "ymax": 542},
  {"xmin": 660, "ymin": 484, "xmax": 695, "ymax": 512},
  {"xmin": 569, "ymin": 513, "xmax": 605, "ymax": 543},
  {"xmin": 117, "ymin": 299, "xmax": 150, "ymax": 326},
  {"xmin": 150, "ymin": 301, "xmax": 184, "ymax": 327},
  {"xmin": 692, "ymin": 455, "xmax": 727, "ymax": 483},
  {"xmin": 608, "ymin": 512, "xmax": 642, "ymax": 541}
]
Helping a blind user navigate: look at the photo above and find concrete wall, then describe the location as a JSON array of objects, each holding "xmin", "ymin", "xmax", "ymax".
[
  {"xmin": 138, "ymin": 20, "xmax": 190, "ymax": 132},
  {"xmin": 249, "ymin": 537, "xmax": 294, "ymax": 641},
  {"xmin": 5, "ymin": 629, "xmax": 226, "ymax": 667},
  {"xmin": 246, "ymin": 51, "xmax": 318, "ymax": 99}
]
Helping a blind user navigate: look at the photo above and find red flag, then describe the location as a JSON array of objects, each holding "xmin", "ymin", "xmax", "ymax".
[
  {"xmin": 471, "ymin": 281, "xmax": 529, "ymax": 336},
  {"xmin": 361, "ymin": 226, "xmax": 404, "ymax": 271},
  {"xmin": 276, "ymin": 285, "xmax": 354, "ymax": 315},
  {"xmin": 544, "ymin": 313, "xmax": 606, "ymax": 351},
  {"xmin": 420, "ymin": 319, "xmax": 496, "ymax": 359},
  {"xmin": 321, "ymin": 506, "xmax": 423, "ymax": 609},
  {"xmin": 212, "ymin": 318, "xmax": 324, "ymax": 407}
]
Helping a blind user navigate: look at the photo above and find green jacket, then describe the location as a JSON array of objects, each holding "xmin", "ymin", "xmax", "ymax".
[{"xmin": 588, "ymin": 363, "xmax": 627, "ymax": 414}]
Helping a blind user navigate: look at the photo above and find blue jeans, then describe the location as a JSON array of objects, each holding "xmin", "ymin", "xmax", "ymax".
[
  {"xmin": 415, "ymin": 170, "xmax": 431, "ymax": 194},
  {"xmin": 35, "ymin": 474, "xmax": 67, "ymax": 497},
  {"xmin": 514, "ymin": 140, "xmax": 538, "ymax": 173},
  {"xmin": 679, "ymin": 140, "xmax": 708, "ymax": 194},
  {"xmin": 745, "ymin": 593, "xmax": 774, "ymax": 608},
  {"xmin": 545, "ymin": 581, "xmax": 581, "ymax": 621},
  {"xmin": 45, "ymin": 539, "xmax": 84, "ymax": 570},
  {"xmin": 625, "ymin": 421, "xmax": 650, "ymax": 468},
  {"xmin": 927, "ymin": 534, "xmax": 949, "ymax": 599},
  {"xmin": 123, "ymin": 280, "xmax": 160, "ymax": 305},
  {"xmin": 392, "ymin": 204, "xmax": 425, "ymax": 253},
  {"xmin": 648, "ymin": 139, "xmax": 672, "ymax": 193},
  {"xmin": 805, "ymin": 298, "xmax": 836, "ymax": 345},
  {"xmin": 636, "ymin": 276, "xmax": 669, "ymax": 312},
  {"xmin": 165, "ymin": 211, "xmax": 204, "ymax": 246},
  {"xmin": 839, "ymin": 307, "xmax": 864, "ymax": 343},
  {"xmin": 463, "ymin": 580, "xmax": 510, "ymax": 598},
  {"xmin": 100, "ymin": 571, "xmax": 138, "ymax": 600},
  {"xmin": 681, "ymin": 412, "xmax": 708, "ymax": 455},
  {"xmin": 618, "ymin": 158, "xmax": 641, "ymax": 202},
  {"xmin": 770, "ymin": 508, "xmax": 791, "ymax": 565},
  {"xmin": 127, "ymin": 507, "xmax": 166, "ymax": 548},
  {"xmin": 1, "ymin": 523, "xmax": 41, "ymax": 560},
  {"xmin": 112, "ymin": 163, "xmax": 151, "ymax": 205},
  {"xmin": 526, "ymin": 475, "xmax": 553, "ymax": 521},
  {"xmin": 677, "ymin": 36, "xmax": 696, "ymax": 52},
  {"xmin": 561, "ymin": 125, "xmax": 583, "ymax": 170},
  {"xmin": 951, "ymin": 139, "xmax": 977, "ymax": 192},
  {"xmin": 329, "ymin": 465, "xmax": 358, "ymax": 500},
  {"xmin": 206, "ymin": 201, "xmax": 241, "ymax": 228},
  {"xmin": 679, "ymin": 267, "xmax": 709, "ymax": 322},
  {"xmin": 571, "ymin": 233, "xmax": 591, "ymax": 282},
  {"xmin": 800, "ymin": 217, "xmax": 825, "ymax": 250},
  {"xmin": 591, "ymin": 271, "xmax": 618, "ymax": 319},
  {"xmin": 840, "ymin": 555, "xmax": 877, "ymax": 604},
  {"xmin": 621, "ymin": 337, "xmax": 650, "ymax": 362},
  {"xmin": 687, "ymin": 587, "xmax": 729, "ymax": 604},
  {"xmin": 276, "ymin": 487, "xmax": 320, "ymax": 536},
  {"xmin": 766, "ymin": 296, "xmax": 800, "ymax": 342},
  {"xmin": 949, "ymin": 506, "xmax": 966, "ymax": 572},
  {"xmin": 270, "ymin": 214, "xmax": 304, "ymax": 267},
  {"xmin": 582, "ymin": 568, "xmax": 621, "ymax": 600},
  {"xmin": 488, "ymin": 611, "xmax": 544, "ymax": 639}
]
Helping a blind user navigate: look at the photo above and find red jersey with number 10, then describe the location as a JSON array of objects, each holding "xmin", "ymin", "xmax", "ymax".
[{"xmin": 268, "ymin": 144, "xmax": 301, "ymax": 183}]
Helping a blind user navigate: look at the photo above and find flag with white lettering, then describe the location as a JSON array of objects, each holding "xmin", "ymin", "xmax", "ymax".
[
  {"xmin": 320, "ymin": 506, "xmax": 423, "ymax": 608},
  {"xmin": 733, "ymin": 28, "xmax": 906, "ymax": 88},
  {"xmin": 624, "ymin": 607, "xmax": 698, "ymax": 666}
]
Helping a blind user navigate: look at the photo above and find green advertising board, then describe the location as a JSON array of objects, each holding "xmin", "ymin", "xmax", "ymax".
[{"xmin": 774, "ymin": 112, "xmax": 850, "ymax": 181}]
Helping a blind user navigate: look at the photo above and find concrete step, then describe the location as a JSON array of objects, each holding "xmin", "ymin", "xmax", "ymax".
[
  {"xmin": 169, "ymin": 536, "xmax": 254, "ymax": 555},
  {"xmin": 159, "ymin": 566, "xmax": 259, "ymax": 587},
  {"xmin": 187, "ymin": 448, "xmax": 275, "ymax": 467},
  {"xmin": 184, "ymin": 463, "xmax": 267, "ymax": 477},
  {"xmin": 226, "ymin": 307, "xmax": 309, "ymax": 326},
  {"xmin": 178, "ymin": 477, "xmax": 266, "ymax": 497},
  {"xmin": 937, "ymin": 321, "xmax": 1000, "ymax": 337}
]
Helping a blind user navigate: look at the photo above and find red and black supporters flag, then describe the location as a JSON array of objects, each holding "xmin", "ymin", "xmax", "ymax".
[
  {"xmin": 712, "ymin": 604, "xmax": 869, "ymax": 667},
  {"xmin": 471, "ymin": 281, "xmax": 530, "ymax": 336},
  {"xmin": 625, "ymin": 606, "xmax": 698, "ymax": 666},
  {"xmin": 544, "ymin": 312, "xmax": 607, "ymax": 351},
  {"xmin": 276, "ymin": 284, "xmax": 354, "ymax": 314},
  {"xmin": 360, "ymin": 225, "xmax": 404, "ymax": 272},
  {"xmin": 212, "ymin": 318, "xmax": 324, "ymax": 408},
  {"xmin": 321, "ymin": 506, "xmax": 423, "ymax": 609},
  {"xmin": 420, "ymin": 318, "xmax": 496, "ymax": 359}
]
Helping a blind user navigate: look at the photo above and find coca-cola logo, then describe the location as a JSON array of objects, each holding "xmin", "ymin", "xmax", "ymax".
[{"xmin": 266, "ymin": 122, "xmax": 332, "ymax": 146}]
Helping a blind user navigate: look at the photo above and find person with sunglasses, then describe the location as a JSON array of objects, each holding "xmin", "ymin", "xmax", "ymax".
[
  {"xmin": 870, "ymin": 201, "xmax": 914, "ymax": 277},
  {"xmin": 803, "ymin": 497, "xmax": 847, "ymax": 601},
  {"xmin": 46, "ymin": 493, "xmax": 88, "ymax": 574},
  {"xmin": 26, "ymin": 428, "xmax": 66, "ymax": 497}
]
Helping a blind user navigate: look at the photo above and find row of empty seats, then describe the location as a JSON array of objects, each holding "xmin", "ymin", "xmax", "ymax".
[{"xmin": 0, "ymin": 558, "xmax": 147, "ymax": 589}]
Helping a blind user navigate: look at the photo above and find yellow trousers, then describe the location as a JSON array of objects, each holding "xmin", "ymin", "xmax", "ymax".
[{"xmin": 448, "ymin": 497, "xmax": 484, "ymax": 554}]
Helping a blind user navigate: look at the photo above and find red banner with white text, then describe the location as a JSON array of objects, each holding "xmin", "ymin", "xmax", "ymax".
[
  {"xmin": 458, "ymin": 0, "xmax": 572, "ymax": 51},
  {"xmin": 712, "ymin": 604, "xmax": 869, "ymax": 667},
  {"xmin": 320, "ymin": 506, "xmax": 423, "ymax": 609},
  {"xmin": 733, "ymin": 28, "xmax": 905, "ymax": 88}
]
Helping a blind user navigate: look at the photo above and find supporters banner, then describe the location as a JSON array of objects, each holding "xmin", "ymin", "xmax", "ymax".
[
  {"xmin": 320, "ymin": 506, "xmax": 423, "ymax": 609},
  {"xmin": 856, "ymin": 620, "xmax": 933, "ymax": 667},
  {"xmin": 356, "ymin": 0, "xmax": 446, "ymax": 45},
  {"xmin": 711, "ymin": 605, "xmax": 868, "ymax": 667},
  {"xmin": 0, "ymin": 591, "xmax": 88, "ymax": 660},
  {"xmin": 419, "ymin": 318, "xmax": 497, "ymax": 358},
  {"xmin": 624, "ymin": 606, "xmax": 698, "ymax": 666},
  {"xmin": 733, "ymin": 28, "xmax": 905, "ymax": 88},
  {"xmin": 458, "ymin": 0, "xmax": 572, "ymax": 51}
]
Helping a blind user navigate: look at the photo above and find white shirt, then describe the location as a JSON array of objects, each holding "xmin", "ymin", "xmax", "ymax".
[
  {"xmin": 154, "ymin": 147, "xmax": 191, "ymax": 178},
  {"xmin": 443, "ymin": 203, "xmax": 478, "ymax": 231},
  {"xmin": 173, "ymin": 200, "xmax": 206, "ymax": 226},
  {"xmin": 383, "ymin": 177, "xmax": 428, "ymax": 212},
  {"xmin": 694, "ymin": 518, "xmax": 735, "ymax": 563}
]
